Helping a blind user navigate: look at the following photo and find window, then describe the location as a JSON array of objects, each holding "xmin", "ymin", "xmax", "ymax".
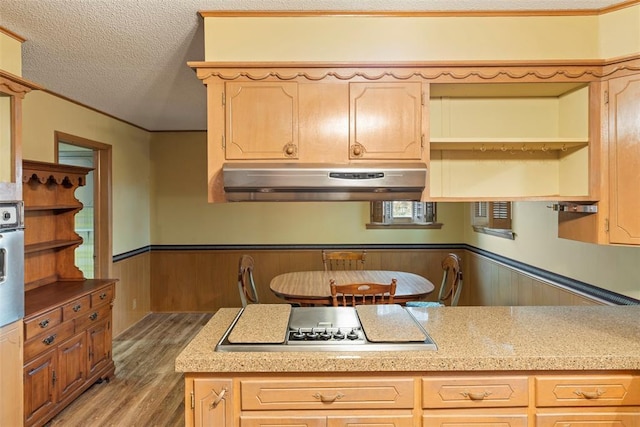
[
  {"xmin": 367, "ymin": 201, "xmax": 442, "ymax": 229},
  {"xmin": 472, "ymin": 201, "xmax": 515, "ymax": 239}
]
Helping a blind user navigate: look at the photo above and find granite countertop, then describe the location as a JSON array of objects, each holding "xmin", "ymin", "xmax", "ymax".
[{"xmin": 175, "ymin": 305, "xmax": 640, "ymax": 373}]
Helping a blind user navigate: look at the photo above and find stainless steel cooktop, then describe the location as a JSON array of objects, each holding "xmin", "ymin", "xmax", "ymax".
[{"xmin": 216, "ymin": 306, "xmax": 437, "ymax": 352}]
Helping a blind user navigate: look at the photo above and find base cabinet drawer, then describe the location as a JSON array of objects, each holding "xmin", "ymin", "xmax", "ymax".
[
  {"xmin": 536, "ymin": 409, "xmax": 640, "ymax": 426},
  {"xmin": 422, "ymin": 376, "xmax": 529, "ymax": 408},
  {"xmin": 241, "ymin": 378, "xmax": 415, "ymax": 411},
  {"xmin": 536, "ymin": 375, "xmax": 640, "ymax": 407}
]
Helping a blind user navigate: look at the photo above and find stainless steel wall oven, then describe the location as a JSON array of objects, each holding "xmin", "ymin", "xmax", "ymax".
[{"xmin": 0, "ymin": 201, "xmax": 24, "ymax": 327}]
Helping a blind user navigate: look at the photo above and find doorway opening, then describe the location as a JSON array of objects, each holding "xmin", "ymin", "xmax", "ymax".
[{"xmin": 55, "ymin": 132, "xmax": 112, "ymax": 279}]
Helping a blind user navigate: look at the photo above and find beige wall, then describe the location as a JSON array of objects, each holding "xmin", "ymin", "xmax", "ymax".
[
  {"xmin": 0, "ymin": 30, "xmax": 22, "ymax": 76},
  {"xmin": 21, "ymin": 91, "xmax": 152, "ymax": 254},
  {"xmin": 204, "ymin": 15, "xmax": 599, "ymax": 61},
  {"xmin": 599, "ymin": 4, "xmax": 640, "ymax": 58},
  {"xmin": 464, "ymin": 202, "xmax": 640, "ymax": 300},
  {"xmin": 150, "ymin": 132, "xmax": 465, "ymax": 244},
  {"xmin": 204, "ymin": 5, "xmax": 640, "ymax": 62}
]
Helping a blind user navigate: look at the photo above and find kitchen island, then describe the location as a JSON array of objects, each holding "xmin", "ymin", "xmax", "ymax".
[{"xmin": 176, "ymin": 305, "xmax": 640, "ymax": 426}]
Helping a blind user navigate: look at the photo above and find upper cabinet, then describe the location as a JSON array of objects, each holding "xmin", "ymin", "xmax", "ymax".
[
  {"xmin": 192, "ymin": 63, "xmax": 608, "ymax": 204},
  {"xmin": 557, "ymin": 65, "xmax": 640, "ymax": 246},
  {"xmin": 429, "ymin": 82, "xmax": 592, "ymax": 200},
  {"xmin": 349, "ymin": 82, "xmax": 424, "ymax": 160},
  {"xmin": 608, "ymin": 74, "xmax": 640, "ymax": 245},
  {"xmin": 0, "ymin": 71, "xmax": 40, "ymax": 201},
  {"xmin": 225, "ymin": 82, "xmax": 299, "ymax": 160}
]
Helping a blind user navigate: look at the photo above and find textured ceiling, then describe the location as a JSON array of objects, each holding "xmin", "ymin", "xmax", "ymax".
[{"xmin": 0, "ymin": 0, "xmax": 629, "ymax": 131}]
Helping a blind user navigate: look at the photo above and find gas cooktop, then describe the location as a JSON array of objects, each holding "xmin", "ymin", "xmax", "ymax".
[{"xmin": 216, "ymin": 305, "xmax": 437, "ymax": 352}]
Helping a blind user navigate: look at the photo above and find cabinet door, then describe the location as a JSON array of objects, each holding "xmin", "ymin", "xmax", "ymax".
[
  {"xmin": 328, "ymin": 414, "xmax": 414, "ymax": 426},
  {"xmin": 241, "ymin": 416, "xmax": 325, "ymax": 427},
  {"xmin": 0, "ymin": 320, "xmax": 23, "ymax": 426},
  {"xmin": 24, "ymin": 348, "xmax": 57, "ymax": 425},
  {"xmin": 57, "ymin": 333, "xmax": 87, "ymax": 402},
  {"xmin": 193, "ymin": 378, "xmax": 234, "ymax": 427},
  {"xmin": 226, "ymin": 81, "xmax": 299, "ymax": 160},
  {"xmin": 87, "ymin": 318, "xmax": 111, "ymax": 376},
  {"xmin": 423, "ymin": 413, "xmax": 528, "ymax": 427},
  {"xmin": 608, "ymin": 75, "xmax": 640, "ymax": 244},
  {"xmin": 350, "ymin": 82, "xmax": 423, "ymax": 160},
  {"xmin": 536, "ymin": 411, "xmax": 640, "ymax": 427}
]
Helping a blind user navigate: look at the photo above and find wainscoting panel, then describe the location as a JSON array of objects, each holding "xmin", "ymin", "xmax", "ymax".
[
  {"xmin": 132, "ymin": 246, "xmax": 615, "ymax": 314},
  {"xmin": 465, "ymin": 251, "xmax": 602, "ymax": 306},
  {"xmin": 112, "ymin": 251, "xmax": 151, "ymax": 337},
  {"xmin": 149, "ymin": 249, "xmax": 459, "ymax": 312}
]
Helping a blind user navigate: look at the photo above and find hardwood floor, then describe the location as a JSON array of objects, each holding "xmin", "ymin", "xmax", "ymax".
[{"xmin": 46, "ymin": 313, "xmax": 213, "ymax": 427}]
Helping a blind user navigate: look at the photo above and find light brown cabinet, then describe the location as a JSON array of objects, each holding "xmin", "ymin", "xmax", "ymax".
[
  {"xmin": 185, "ymin": 372, "xmax": 640, "ymax": 427},
  {"xmin": 422, "ymin": 375, "xmax": 529, "ymax": 427},
  {"xmin": 191, "ymin": 378, "xmax": 234, "ymax": 427},
  {"xmin": 0, "ymin": 320, "xmax": 23, "ymax": 426},
  {"xmin": 535, "ymin": 374, "xmax": 640, "ymax": 425},
  {"xmin": 607, "ymin": 74, "xmax": 640, "ymax": 245},
  {"xmin": 350, "ymin": 82, "xmax": 424, "ymax": 160},
  {"xmin": 558, "ymin": 72, "xmax": 640, "ymax": 246},
  {"xmin": 225, "ymin": 81, "xmax": 299, "ymax": 160},
  {"xmin": 22, "ymin": 160, "xmax": 116, "ymax": 427}
]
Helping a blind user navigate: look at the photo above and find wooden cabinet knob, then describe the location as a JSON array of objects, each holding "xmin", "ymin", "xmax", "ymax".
[
  {"xmin": 351, "ymin": 144, "xmax": 363, "ymax": 157},
  {"xmin": 283, "ymin": 143, "xmax": 297, "ymax": 157}
]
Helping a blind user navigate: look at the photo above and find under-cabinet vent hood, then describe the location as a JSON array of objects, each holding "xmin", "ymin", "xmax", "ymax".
[{"xmin": 223, "ymin": 162, "xmax": 427, "ymax": 202}]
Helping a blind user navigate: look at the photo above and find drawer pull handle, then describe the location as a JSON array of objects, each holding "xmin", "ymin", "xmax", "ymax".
[
  {"xmin": 100, "ymin": 293, "xmax": 107, "ymax": 300},
  {"xmin": 574, "ymin": 389, "xmax": 604, "ymax": 399},
  {"xmin": 42, "ymin": 334, "xmax": 56, "ymax": 345},
  {"xmin": 89, "ymin": 312, "xmax": 98, "ymax": 321},
  {"xmin": 73, "ymin": 304, "xmax": 82, "ymax": 312},
  {"xmin": 210, "ymin": 387, "xmax": 227, "ymax": 409},
  {"xmin": 461, "ymin": 391, "xmax": 492, "ymax": 401},
  {"xmin": 39, "ymin": 319, "xmax": 50, "ymax": 328},
  {"xmin": 313, "ymin": 392, "xmax": 344, "ymax": 403}
]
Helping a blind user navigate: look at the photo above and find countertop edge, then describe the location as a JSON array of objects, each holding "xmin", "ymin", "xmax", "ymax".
[{"xmin": 175, "ymin": 306, "xmax": 640, "ymax": 373}]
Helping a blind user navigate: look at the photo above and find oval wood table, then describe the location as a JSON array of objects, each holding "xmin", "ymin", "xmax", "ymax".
[{"xmin": 270, "ymin": 270, "xmax": 435, "ymax": 306}]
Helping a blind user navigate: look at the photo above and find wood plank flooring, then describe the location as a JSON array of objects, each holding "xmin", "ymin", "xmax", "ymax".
[{"xmin": 46, "ymin": 313, "xmax": 212, "ymax": 427}]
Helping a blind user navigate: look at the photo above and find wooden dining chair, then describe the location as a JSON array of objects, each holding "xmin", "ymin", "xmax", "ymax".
[
  {"xmin": 330, "ymin": 278, "xmax": 396, "ymax": 307},
  {"xmin": 407, "ymin": 253, "xmax": 463, "ymax": 307},
  {"xmin": 238, "ymin": 254, "xmax": 259, "ymax": 307},
  {"xmin": 322, "ymin": 250, "xmax": 366, "ymax": 271},
  {"xmin": 438, "ymin": 253, "xmax": 463, "ymax": 306}
]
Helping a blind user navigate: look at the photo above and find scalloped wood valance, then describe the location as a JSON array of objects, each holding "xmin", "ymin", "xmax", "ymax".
[
  {"xmin": 190, "ymin": 55, "xmax": 640, "ymax": 83},
  {"xmin": 22, "ymin": 160, "xmax": 93, "ymax": 187}
]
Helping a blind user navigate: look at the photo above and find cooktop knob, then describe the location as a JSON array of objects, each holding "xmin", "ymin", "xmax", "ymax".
[
  {"xmin": 319, "ymin": 329, "xmax": 332, "ymax": 340},
  {"xmin": 291, "ymin": 328, "xmax": 305, "ymax": 340},
  {"xmin": 333, "ymin": 329, "xmax": 345, "ymax": 340},
  {"xmin": 347, "ymin": 328, "xmax": 359, "ymax": 340},
  {"xmin": 306, "ymin": 329, "xmax": 319, "ymax": 340}
]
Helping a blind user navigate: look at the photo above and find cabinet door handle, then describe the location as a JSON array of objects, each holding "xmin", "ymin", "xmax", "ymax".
[
  {"xmin": 100, "ymin": 293, "xmax": 107, "ymax": 300},
  {"xmin": 39, "ymin": 319, "xmax": 50, "ymax": 328},
  {"xmin": 73, "ymin": 304, "xmax": 82, "ymax": 312},
  {"xmin": 210, "ymin": 387, "xmax": 227, "ymax": 409},
  {"xmin": 42, "ymin": 334, "xmax": 56, "ymax": 345},
  {"xmin": 89, "ymin": 312, "xmax": 98, "ymax": 321},
  {"xmin": 313, "ymin": 392, "xmax": 344, "ymax": 403},
  {"xmin": 461, "ymin": 390, "xmax": 492, "ymax": 401},
  {"xmin": 574, "ymin": 389, "xmax": 604, "ymax": 399}
]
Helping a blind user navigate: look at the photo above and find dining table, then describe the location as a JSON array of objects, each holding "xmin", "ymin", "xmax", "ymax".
[{"xmin": 270, "ymin": 270, "xmax": 435, "ymax": 306}]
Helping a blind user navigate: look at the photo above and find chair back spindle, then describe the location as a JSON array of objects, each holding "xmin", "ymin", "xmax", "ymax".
[{"xmin": 330, "ymin": 278, "xmax": 396, "ymax": 307}]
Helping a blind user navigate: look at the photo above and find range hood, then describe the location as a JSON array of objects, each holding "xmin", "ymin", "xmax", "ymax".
[{"xmin": 223, "ymin": 162, "xmax": 427, "ymax": 202}]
